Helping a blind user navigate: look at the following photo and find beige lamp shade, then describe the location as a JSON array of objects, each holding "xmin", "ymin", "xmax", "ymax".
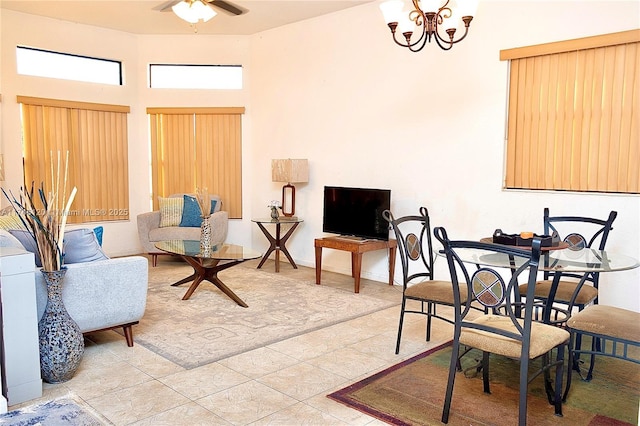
[
  {"xmin": 271, "ymin": 159, "xmax": 308, "ymax": 217},
  {"xmin": 271, "ymin": 159, "xmax": 309, "ymax": 184}
]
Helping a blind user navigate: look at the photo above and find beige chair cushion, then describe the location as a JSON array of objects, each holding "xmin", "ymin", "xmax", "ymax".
[
  {"xmin": 567, "ymin": 305, "xmax": 640, "ymax": 343},
  {"xmin": 405, "ymin": 280, "xmax": 466, "ymax": 304},
  {"xmin": 460, "ymin": 314, "xmax": 569, "ymax": 359},
  {"xmin": 519, "ymin": 280, "xmax": 598, "ymax": 305}
]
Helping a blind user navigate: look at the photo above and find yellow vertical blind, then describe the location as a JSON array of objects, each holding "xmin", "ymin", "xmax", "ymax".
[
  {"xmin": 147, "ymin": 107, "xmax": 244, "ymax": 218},
  {"xmin": 501, "ymin": 30, "xmax": 639, "ymax": 194},
  {"xmin": 18, "ymin": 97, "xmax": 130, "ymax": 223}
]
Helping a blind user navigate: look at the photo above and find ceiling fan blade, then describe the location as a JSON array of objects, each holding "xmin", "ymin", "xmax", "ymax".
[
  {"xmin": 208, "ymin": 0, "xmax": 245, "ymax": 16},
  {"xmin": 156, "ymin": 0, "xmax": 182, "ymax": 12}
]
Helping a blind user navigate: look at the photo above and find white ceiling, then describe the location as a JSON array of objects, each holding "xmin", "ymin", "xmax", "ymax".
[{"xmin": 0, "ymin": 0, "xmax": 375, "ymax": 35}]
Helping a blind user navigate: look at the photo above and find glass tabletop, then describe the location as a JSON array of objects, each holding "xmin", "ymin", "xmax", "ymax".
[
  {"xmin": 155, "ymin": 241, "xmax": 261, "ymax": 261},
  {"xmin": 252, "ymin": 217, "xmax": 304, "ymax": 224},
  {"xmin": 449, "ymin": 247, "xmax": 640, "ymax": 273}
]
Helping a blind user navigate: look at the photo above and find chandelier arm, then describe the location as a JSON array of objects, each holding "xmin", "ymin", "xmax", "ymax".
[
  {"xmin": 432, "ymin": 21, "xmax": 472, "ymax": 47},
  {"xmin": 407, "ymin": 30, "xmax": 431, "ymax": 52},
  {"xmin": 433, "ymin": 33, "xmax": 455, "ymax": 51},
  {"xmin": 388, "ymin": 23, "xmax": 429, "ymax": 50}
]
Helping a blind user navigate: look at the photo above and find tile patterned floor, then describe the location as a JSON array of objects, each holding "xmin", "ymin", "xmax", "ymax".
[{"xmin": 11, "ymin": 258, "xmax": 454, "ymax": 425}]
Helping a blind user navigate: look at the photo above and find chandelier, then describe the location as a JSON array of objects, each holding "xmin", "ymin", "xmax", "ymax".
[
  {"xmin": 172, "ymin": 0, "xmax": 217, "ymax": 24},
  {"xmin": 379, "ymin": 0, "xmax": 478, "ymax": 51}
]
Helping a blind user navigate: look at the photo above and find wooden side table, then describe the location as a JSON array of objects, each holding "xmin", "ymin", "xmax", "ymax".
[
  {"xmin": 314, "ymin": 237, "xmax": 397, "ymax": 293},
  {"xmin": 252, "ymin": 217, "xmax": 303, "ymax": 272}
]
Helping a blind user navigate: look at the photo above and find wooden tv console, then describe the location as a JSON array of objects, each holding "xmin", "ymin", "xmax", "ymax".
[{"xmin": 314, "ymin": 237, "xmax": 397, "ymax": 293}]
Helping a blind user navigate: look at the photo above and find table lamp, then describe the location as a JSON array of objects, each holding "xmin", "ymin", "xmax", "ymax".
[{"xmin": 271, "ymin": 159, "xmax": 308, "ymax": 217}]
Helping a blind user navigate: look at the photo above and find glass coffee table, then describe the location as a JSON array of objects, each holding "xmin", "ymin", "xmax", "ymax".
[{"xmin": 155, "ymin": 240, "xmax": 261, "ymax": 307}]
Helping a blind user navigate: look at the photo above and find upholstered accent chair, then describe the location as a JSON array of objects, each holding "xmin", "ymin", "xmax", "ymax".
[
  {"xmin": 137, "ymin": 193, "xmax": 228, "ymax": 266},
  {"xmin": 0, "ymin": 229, "xmax": 148, "ymax": 346}
]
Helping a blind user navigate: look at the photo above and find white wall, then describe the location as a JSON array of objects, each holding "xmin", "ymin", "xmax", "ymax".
[
  {"xmin": 248, "ymin": 1, "xmax": 640, "ymax": 310},
  {"xmin": 1, "ymin": 2, "xmax": 639, "ymax": 310}
]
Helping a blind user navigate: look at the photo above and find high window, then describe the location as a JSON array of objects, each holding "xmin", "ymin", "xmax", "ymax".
[
  {"xmin": 147, "ymin": 107, "xmax": 245, "ymax": 218},
  {"xmin": 149, "ymin": 64, "xmax": 242, "ymax": 89},
  {"xmin": 16, "ymin": 46, "xmax": 122, "ymax": 85},
  {"xmin": 500, "ymin": 30, "xmax": 639, "ymax": 194},
  {"xmin": 18, "ymin": 96, "xmax": 131, "ymax": 223}
]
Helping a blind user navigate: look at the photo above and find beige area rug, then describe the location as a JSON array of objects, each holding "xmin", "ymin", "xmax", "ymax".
[{"xmin": 134, "ymin": 261, "xmax": 397, "ymax": 369}]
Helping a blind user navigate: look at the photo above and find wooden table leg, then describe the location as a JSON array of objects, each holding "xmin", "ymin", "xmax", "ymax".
[
  {"xmin": 256, "ymin": 222, "xmax": 300, "ymax": 272},
  {"xmin": 353, "ymin": 253, "xmax": 363, "ymax": 293},
  {"xmin": 176, "ymin": 256, "xmax": 249, "ymax": 307},
  {"xmin": 315, "ymin": 246, "xmax": 322, "ymax": 284},
  {"xmin": 278, "ymin": 223, "xmax": 300, "ymax": 270},
  {"xmin": 256, "ymin": 223, "xmax": 277, "ymax": 269},
  {"xmin": 388, "ymin": 245, "xmax": 396, "ymax": 286}
]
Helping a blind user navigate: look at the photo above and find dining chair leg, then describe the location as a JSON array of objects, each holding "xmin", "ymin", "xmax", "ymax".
[
  {"xmin": 426, "ymin": 302, "xmax": 433, "ymax": 341},
  {"xmin": 395, "ymin": 298, "xmax": 408, "ymax": 355},
  {"xmin": 584, "ymin": 337, "xmax": 599, "ymax": 381},
  {"xmin": 553, "ymin": 345, "xmax": 565, "ymax": 416},
  {"xmin": 441, "ymin": 339, "xmax": 460, "ymax": 424},
  {"xmin": 482, "ymin": 351, "xmax": 491, "ymax": 393},
  {"xmin": 518, "ymin": 357, "xmax": 529, "ymax": 426},
  {"xmin": 563, "ymin": 333, "xmax": 576, "ymax": 402}
]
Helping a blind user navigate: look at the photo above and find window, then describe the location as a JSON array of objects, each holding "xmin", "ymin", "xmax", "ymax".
[
  {"xmin": 500, "ymin": 30, "xmax": 639, "ymax": 194},
  {"xmin": 16, "ymin": 46, "xmax": 122, "ymax": 85},
  {"xmin": 18, "ymin": 96, "xmax": 131, "ymax": 223},
  {"xmin": 147, "ymin": 107, "xmax": 245, "ymax": 218},
  {"xmin": 149, "ymin": 64, "xmax": 242, "ymax": 89}
]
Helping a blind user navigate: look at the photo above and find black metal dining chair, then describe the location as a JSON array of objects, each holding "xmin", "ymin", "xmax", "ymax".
[
  {"xmin": 383, "ymin": 207, "xmax": 464, "ymax": 354},
  {"xmin": 435, "ymin": 227, "xmax": 569, "ymax": 426},
  {"xmin": 564, "ymin": 304, "xmax": 640, "ymax": 401},
  {"xmin": 518, "ymin": 208, "xmax": 617, "ymax": 319}
]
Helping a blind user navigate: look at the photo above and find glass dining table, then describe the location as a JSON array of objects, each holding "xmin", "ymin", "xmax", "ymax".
[{"xmin": 448, "ymin": 244, "xmax": 640, "ymax": 323}]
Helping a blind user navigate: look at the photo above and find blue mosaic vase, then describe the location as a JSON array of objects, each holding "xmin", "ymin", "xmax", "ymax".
[{"xmin": 38, "ymin": 268, "xmax": 85, "ymax": 384}]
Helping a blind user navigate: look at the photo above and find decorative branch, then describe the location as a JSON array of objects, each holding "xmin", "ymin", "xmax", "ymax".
[
  {"xmin": 1, "ymin": 151, "xmax": 77, "ymax": 271},
  {"xmin": 196, "ymin": 187, "xmax": 211, "ymax": 218}
]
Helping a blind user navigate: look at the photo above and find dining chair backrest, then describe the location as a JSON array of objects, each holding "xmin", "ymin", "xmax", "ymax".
[
  {"xmin": 542, "ymin": 207, "xmax": 617, "ymax": 281},
  {"xmin": 382, "ymin": 207, "xmax": 435, "ymax": 289},
  {"xmin": 434, "ymin": 227, "xmax": 543, "ymax": 334},
  {"xmin": 544, "ymin": 208, "xmax": 617, "ymax": 250}
]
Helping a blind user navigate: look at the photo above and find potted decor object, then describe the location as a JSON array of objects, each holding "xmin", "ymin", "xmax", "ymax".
[
  {"xmin": 268, "ymin": 200, "xmax": 281, "ymax": 220},
  {"xmin": 196, "ymin": 187, "xmax": 212, "ymax": 254},
  {"xmin": 2, "ymin": 152, "xmax": 84, "ymax": 383}
]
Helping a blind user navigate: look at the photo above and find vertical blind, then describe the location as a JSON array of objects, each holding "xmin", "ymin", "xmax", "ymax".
[
  {"xmin": 147, "ymin": 107, "xmax": 244, "ymax": 218},
  {"xmin": 18, "ymin": 96, "xmax": 130, "ymax": 223},
  {"xmin": 500, "ymin": 30, "xmax": 639, "ymax": 194}
]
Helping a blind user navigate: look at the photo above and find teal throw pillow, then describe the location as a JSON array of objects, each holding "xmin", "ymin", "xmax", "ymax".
[
  {"xmin": 179, "ymin": 195, "xmax": 218, "ymax": 227},
  {"xmin": 93, "ymin": 226, "xmax": 104, "ymax": 246}
]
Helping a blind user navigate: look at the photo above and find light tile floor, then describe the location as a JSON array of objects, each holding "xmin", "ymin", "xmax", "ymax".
[{"xmin": 11, "ymin": 258, "xmax": 454, "ymax": 425}]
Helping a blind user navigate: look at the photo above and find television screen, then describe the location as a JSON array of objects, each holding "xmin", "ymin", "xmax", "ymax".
[{"xmin": 323, "ymin": 186, "xmax": 391, "ymax": 240}]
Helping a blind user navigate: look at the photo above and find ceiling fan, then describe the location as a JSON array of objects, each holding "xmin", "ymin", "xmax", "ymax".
[{"xmin": 158, "ymin": 0, "xmax": 246, "ymax": 24}]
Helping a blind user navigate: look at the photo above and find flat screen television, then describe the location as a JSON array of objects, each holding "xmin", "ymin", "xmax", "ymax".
[{"xmin": 323, "ymin": 186, "xmax": 391, "ymax": 241}]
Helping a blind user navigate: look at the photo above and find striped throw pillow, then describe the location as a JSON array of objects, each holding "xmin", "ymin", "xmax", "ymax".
[{"xmin": 158, "ymin": 197, "xmax": 184, "ymax": 228}]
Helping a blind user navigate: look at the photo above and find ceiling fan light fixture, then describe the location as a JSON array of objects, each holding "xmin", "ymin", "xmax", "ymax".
[{"xmin": 172, "ymin": 0, "xmax": 217, "ymax": 24}]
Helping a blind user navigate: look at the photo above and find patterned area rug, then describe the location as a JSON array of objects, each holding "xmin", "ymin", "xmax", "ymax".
[
  {"xmin": 329, "ymin": 341, "xmax": 640, "ymax": 426},
  {"xmin": 134, "ymin": 262, "xmax": 397, "ymax": 369},
  {"xmin": 0, "ymin": 397, "xmax": 107, "ymax": 425}
]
